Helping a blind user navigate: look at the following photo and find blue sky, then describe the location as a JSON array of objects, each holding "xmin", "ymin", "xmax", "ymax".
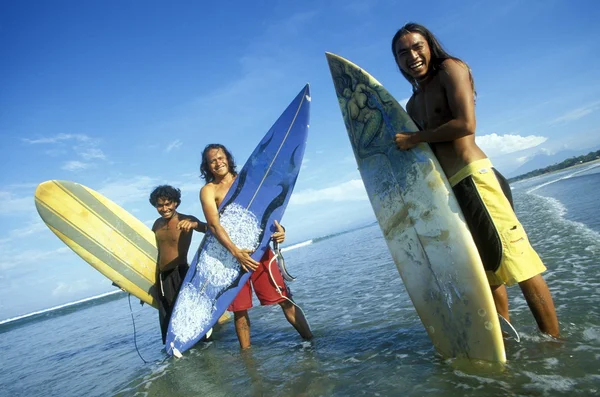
[{"xmin": 1, "ymin": 0, "xmax": 599, "ymax": 319}]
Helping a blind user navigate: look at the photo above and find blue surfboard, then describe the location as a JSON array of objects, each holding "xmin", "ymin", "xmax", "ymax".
[{"xmin": 165, "ymin": 84, "xmax": 311, "ymax": 356}]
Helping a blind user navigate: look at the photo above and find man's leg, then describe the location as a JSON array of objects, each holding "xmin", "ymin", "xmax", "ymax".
[
  {"xmin": 491, "ymin": 284, "xmax": 509, "ymax": 321},
  {"xmin": 518, "ymin": 274, "xmax": 559, "ymax": 337},
  {"xmin": 234, "ymin": 310, "xmax": 252, "ymax": 349},
  {"xmin": 279, "ymin": 300, "xmax": 313, "ymax": 340}
]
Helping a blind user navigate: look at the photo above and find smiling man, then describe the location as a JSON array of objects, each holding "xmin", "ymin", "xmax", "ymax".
[
  {"xmin": 200, "ymin": 143, "xmax": 312, "ymax": 349},
  {"xmin": 150, "ymin": 185, "xmax": 206, "ymax": 344},
  {"xmin": 391, "ymin": 23, "xmax": 559, "ymax": 337}
]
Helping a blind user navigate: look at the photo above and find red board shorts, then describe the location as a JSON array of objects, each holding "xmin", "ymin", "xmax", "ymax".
[{"xmin": 228, "ymin": 248, "xmax": 292, "ymax": 312}]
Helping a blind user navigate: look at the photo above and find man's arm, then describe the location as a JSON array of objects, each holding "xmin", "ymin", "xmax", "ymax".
[
  {"xmin": 271, "ymin": 220, "xmax": 286, "ymax": 244},
  {"xmin": 396, "ymin": 59, "xmax": 476, "ymax": 149},
  {"xmin": 177, "ymin": 215, "xmax": 207, "ymax": 233},
  {"xmin": 200, "ymin": 186, "xmax": 260, "ymax": 271}
]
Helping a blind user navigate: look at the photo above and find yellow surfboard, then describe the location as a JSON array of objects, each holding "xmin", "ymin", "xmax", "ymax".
[{"xmin": 35, "ymin": 180, "xmax": 161, "ymax": 307}]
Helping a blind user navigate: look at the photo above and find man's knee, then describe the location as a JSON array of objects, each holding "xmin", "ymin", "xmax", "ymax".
[{"xmin": 279, "ymin": 300, "xmax": 293, "ymax": 310}]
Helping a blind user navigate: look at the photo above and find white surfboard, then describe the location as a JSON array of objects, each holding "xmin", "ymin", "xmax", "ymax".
[{"xmin": 326, "ymin": 53, "xmax": 506, "ymax": 363}]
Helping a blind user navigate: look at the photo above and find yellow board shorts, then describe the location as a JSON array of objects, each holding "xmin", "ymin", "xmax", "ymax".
[{"xmin": 449, "ymin": 158, "xmax": 546, "ymax": 286}]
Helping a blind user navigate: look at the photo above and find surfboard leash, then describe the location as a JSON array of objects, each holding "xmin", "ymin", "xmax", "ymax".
[
  {"xmin": 266, "ymin": 247, "xmax": 312, "ymax": 333},
  {"xmin": 127, "ymin": 294, "xmax": 149, "ymax": 364}
]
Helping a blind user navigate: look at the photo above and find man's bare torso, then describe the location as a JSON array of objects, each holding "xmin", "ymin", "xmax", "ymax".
[
  {"xmin": 153, "ymin": 213, "xmax": 194, "ymax": 271},
  {"xmin": 407, "ymin": 67, "xmax": 486, "ymax": 178},
  {"xmin": 207, "ymin": 175, "xmax": 236, "ymax": 209}
]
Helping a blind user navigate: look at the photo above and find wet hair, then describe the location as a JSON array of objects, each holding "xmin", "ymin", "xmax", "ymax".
[
  {"xmin": 200, "ymin": 143, "xmax": 238, "ymax": 183},
  {"xmin": 391, "ymin": 22, "xmax": 475, "ymax": 97},
  {"xmin": 149, "ymin": 185, "xmax": 181, "ymax": 207}
]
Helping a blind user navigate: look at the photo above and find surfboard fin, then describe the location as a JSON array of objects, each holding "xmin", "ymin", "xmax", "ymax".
[
  {"xmin": 170, "ymin": 342, "xmax": 183, "ymax": 359},
  {"xmin": 273, "ymin": 241, "xmax": 296, "ymax": 282},
  {"xmin": 498, "ymin": 314, "xmax": 521, "ymax": 342}
]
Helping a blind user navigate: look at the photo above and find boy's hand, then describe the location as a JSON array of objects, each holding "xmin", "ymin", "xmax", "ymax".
[{"xmin": 177, "ymin": 219, "xmax": 198, "ymax": 232}]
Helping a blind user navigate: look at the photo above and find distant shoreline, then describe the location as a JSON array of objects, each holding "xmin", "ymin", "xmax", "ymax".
[{"xmin": 508, "ymin": 150, "xmax": 600, "ymax": 183}]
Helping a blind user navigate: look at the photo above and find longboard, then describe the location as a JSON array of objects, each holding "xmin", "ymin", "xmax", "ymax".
[
  {"xmin": 165, "ymin": 84, "xmax": 311, "ymax": 356},
  {"xmin": 326, "ymin": 53, "xmax": 505, "ymax": 363},
  {"xmin": 35, "ymin": 180, "xmax": 160, "ymax": 308},
  {"xmin": 34, "ymin": 180, "xmax": 232, "ymax": 326}
]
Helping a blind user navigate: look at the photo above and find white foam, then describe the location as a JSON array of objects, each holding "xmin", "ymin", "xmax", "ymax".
[
  {"xmin": 0, "ymin": 290, "xmax": 121, "ymax": 325},
  {"xmin": 527, "ymin": 163, "xmax": 600, "ymax": 193},
  {"xmin": 524, "ymin": 193, "xmax": 600, "ymax": 242},
  {"xmin": 523, "ymin": 372, "xmax": 576, "ymax": 393},
  {"xmin": 281, "ymin": 239, "xmax": 313, "ymax": 252}
]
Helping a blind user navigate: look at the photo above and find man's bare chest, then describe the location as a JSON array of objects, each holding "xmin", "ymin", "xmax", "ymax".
[
  {"xmin": 156, "ymin": 228, "xmax": 181, "ymax": 245},
  {"xmin": 213, "ymin": 182, "xmax": 234, "ymax": 208},
  {"xmin": 412, "ymin": 85, "xmax": 450, "ymax": 129}
]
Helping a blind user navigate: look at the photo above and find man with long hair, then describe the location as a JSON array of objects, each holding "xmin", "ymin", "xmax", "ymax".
[
  {"xmin": 199, "ymin": 143, "xmax": 313, "ymax": 349},
  {"xmin": 391, "ymin": 23, "xmax": 559, "ymax": 337}
]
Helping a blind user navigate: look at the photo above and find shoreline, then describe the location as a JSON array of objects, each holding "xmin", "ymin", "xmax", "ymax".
[{"xmin": 510, "ymin": 158, "xmax": 600, "ymax": 184}]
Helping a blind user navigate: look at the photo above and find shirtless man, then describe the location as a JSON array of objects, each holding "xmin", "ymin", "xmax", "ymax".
[
  {"xmin": 150, "ymin": 185, "xmax": 206, "ymax": 344},
  {"xmin": 391, "ymin": 23, "xmax": 559, "ymax": 337},
  {"xmin": 200, "ymin": 143, "xmax": 313, "ymax": 349}
]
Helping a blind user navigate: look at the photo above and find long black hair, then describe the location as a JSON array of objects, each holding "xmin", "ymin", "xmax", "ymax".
[
  {"xmin": 200, "ymin": 143, "xmax": 238, "ymax": 183},
  {"xmin": 391, "ymin": 22, "xmax": 475, "ymax": 96}
]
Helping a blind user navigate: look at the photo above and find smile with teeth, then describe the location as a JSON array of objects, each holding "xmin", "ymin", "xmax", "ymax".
[{"xmin": 409, "ymin": 60, "xmax": 424, "ymax": 71}]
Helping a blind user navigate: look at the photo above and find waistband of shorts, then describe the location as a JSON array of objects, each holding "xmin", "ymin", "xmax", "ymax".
[
  {"xmin": 160, "ymin": 263, "xmax": 188, "ymax": 278},
  {"xmin": 448, "ymin": 158, "xmax": 494, "ymax": 187}
]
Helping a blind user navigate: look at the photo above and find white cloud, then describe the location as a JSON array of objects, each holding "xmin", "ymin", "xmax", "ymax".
[
  {"xmin": 24, "ymin": 133, "xmax": 108, "ymax": 166},
  {"xmin": 515, "ymin": 156, "xmax": 529, "ymax": 164},
  {"xmin": 52, "ymin": 279, "xmax": 92, "ymax": 297},
  {"xmin": 22, "ymin": 133, "xmax": 91, "ymax": 144},
  {"xmin": 290, "ymin": 179, "xmax": 368, "ymax": 206},
  {"xmin": 9, "ymin": 220, "xmax": 48, "ymax": 237},
  {"xmin": 550, "ymin": 101, "xmax": 600, "ymax": 125},
  {"xmin": 165, "ymin": 139, "xmax": 182, "ymax": 153},
  {"xmin": 399, "ymin": 97, "xmax": 410, "ymax": 109},
  {"xmin": 476, "ymin": 133, "xmax": 547, "ymax": 157},
  {"xmin": 98, "ymin": 176, "xmax": 160, "ymax": 206},
  {"xmin": 0, "ymin": 191, "xmax": 33, "ymax": 215},
  {"xmin": 79, "ymin": 148, "xmax": 106, "ymax": 160},
  {"xmin": 178, "ymin": 181, "xmax": 203, "ymax": 194},
  {"xmin": 0, "ymin": 247, "xmax": 70, "ymax": 271},
  {"xmin": 62, "ymin": 160, "xmax": 91, "ymax": 171},
  {"xmin": 45, "ymin": 148, "xmax": 68, "ymax": 157}
]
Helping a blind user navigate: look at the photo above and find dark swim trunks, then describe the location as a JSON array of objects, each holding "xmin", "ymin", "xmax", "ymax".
[
  {"xmin": 158, "ymin": 263, "xmax": 189, "ymax": 344},
  {"xmin": 449, "ymin": 159, "xmax": 546, "ymax": 286}
]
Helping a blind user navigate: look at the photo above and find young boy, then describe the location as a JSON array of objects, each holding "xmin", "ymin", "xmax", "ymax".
[
  {"xmin": 391, "ymin": 23, "xmax": 559, "ymax": 337},
  {"xmin": 150, "ymin": 185, "xmax": 206, "ymax": 344}
]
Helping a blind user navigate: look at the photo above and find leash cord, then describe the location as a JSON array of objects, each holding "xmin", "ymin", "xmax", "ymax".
[
  {"xmin": 128, "ymin": 294, "xmax": 149, "ymax": 364},
  {"xmin": 266, "ymin": 249, "xmax": 312, "ymax": 332}
]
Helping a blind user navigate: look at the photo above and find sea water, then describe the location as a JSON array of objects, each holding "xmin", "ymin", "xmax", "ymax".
[{"xmin": 1, "ymin": 163, "xmax": 599, "ymax": 396}]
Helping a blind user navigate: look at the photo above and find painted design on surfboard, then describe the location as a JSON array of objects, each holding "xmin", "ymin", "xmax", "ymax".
[
  {"xmin": 327, "ymin": 56, "xmax": 428, "ymax": 191},
  {"xmin": 167, "ymin": 86, "xmax": 310, "ymax": 351},
  {"xmin": 326, "ymin": 53, "xmax": 504, "ymax": 362}
]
